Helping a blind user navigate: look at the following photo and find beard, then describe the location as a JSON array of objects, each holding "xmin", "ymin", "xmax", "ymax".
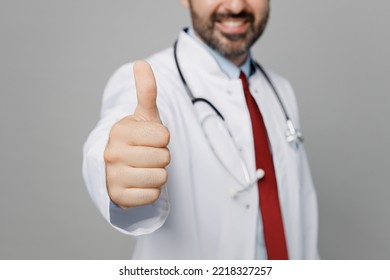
[{"xmin": 190, "ymin": 7, "xmax": 269, "ymax": 59}]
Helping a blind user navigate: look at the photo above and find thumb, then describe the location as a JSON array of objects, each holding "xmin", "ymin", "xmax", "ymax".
[{"xmin": 133, "ymin": 60, "xmax": 161, "ymax": 122}]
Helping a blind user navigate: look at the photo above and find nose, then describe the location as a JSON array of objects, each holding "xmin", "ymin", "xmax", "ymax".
[{"xmin": 222, "ymin": 0, "xmax": 247, "ymax": 14}]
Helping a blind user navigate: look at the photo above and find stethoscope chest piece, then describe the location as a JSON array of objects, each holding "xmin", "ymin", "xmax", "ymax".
[{"xmin": 285, "ymin": 120, "xmax": 304, "ymax": 149}]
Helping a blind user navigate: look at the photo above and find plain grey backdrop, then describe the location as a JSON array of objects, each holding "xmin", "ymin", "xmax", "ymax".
[{"xmin": 1, "ymin": 0, "xmax": 389, "ymax": 259}]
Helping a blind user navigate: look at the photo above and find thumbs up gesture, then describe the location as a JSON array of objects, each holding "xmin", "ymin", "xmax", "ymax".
[{"xmin": 104, "ymin": 61, "xmax": 170, "ymax": 209}]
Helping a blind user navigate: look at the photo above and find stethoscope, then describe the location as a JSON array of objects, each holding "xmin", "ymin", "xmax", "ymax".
[{"xmin": 173, "ymin": 40, "xmax": 304, "ymax": 197}]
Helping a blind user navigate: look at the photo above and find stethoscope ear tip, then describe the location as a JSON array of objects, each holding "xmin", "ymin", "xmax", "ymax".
[
  {"xmin": 229, "ymin": 169, "xmax": 265, "ymax": 199},
  {"xmin": 256, "ymin": 169, "xmax": 265, "ymax": 180}
]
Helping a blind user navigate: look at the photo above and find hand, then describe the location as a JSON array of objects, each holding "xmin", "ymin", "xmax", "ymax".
[{"xmin": 104, "ymin": 61, "xmax": 170, "ymax": 209}]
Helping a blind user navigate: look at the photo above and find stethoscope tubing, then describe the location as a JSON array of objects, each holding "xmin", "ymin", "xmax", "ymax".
[
  {"xmin": 173, "ymin": 39, "xmax": 303, "ymax": 147},
  {"xmin": 173, "ymin": 39, "xmax": 303, "ymax": 195},
  {"xmin": 173, "ymin": 40, "xmax": 291, "ymax": 124}
]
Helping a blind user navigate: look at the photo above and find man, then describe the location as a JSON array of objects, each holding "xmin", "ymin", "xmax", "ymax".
[{"xmin": 83, "ymin": 0, "xmax": 319, "ymax": 259}]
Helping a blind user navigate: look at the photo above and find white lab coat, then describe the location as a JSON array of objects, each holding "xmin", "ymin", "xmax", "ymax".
[{"xmin": 83, "ymin": 30, "xmax": 319, "ymax": 259}]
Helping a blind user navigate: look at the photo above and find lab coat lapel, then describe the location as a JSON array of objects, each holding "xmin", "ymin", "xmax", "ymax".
[{"xmin": 249, "ymin": 71, "xmax": 304, "ymax": 259}]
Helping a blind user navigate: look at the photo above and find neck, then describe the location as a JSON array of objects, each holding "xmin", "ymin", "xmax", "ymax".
[{"xmin": 226, "ymin": 54, "xmax": 248, "ymax": 67}]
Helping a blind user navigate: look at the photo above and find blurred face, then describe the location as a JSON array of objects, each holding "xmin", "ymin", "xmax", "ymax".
[{"xmin": 182, "ymin": 0, "xmax": 270, "ymax": 64}]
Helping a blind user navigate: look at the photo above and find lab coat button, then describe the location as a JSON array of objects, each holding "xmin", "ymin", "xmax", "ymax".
[{"xmin": 246, "ymin": 204, "xmax": 250, "ymax": 209}]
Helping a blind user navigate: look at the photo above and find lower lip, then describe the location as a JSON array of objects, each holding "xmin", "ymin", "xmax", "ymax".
[{"xmin": 215, "ymin": 21, "xmax": 250, "ymax": 35}]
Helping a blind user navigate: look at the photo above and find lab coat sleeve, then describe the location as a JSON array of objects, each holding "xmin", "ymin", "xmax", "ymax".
[{"xmin": 82, "ymin": 63, "xmax": 170, "ymax": 236}]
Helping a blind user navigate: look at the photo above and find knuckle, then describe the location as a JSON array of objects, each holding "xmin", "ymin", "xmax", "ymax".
[
  {"xmin": 159, "ymin": 126, "xmax": 170, "ymax": 147},
  {"xmin": 107, "ymin": 187, "xmax": 122, "ymax": 206},
  {"xmin": 147, "ymin": 188, "xmax": 161, "ymax": 204},
  {"xmin": 104, "ymin": 147, "xmax": 120, "ymax": 163},
  {"xmin": 161, "ymin": 148, "xmax": 171, "ymax": 166},
  {"xmin": 109, "ymin": 116, "xmax": 133, "ymax": 139},
  {"xmin": 105, "ymin": 166, "xmax": 122, "ymax": 186},
  {"xmin": 109, "ymin": 121, "xmax": 123, "ymax": 139},
  {"xmin": 146, "ymin": 168, "xmax": 167, "ymax": 187},
  {"xmin": 158, "ymin": 168, "xmax": 169, "ymax": 186}
]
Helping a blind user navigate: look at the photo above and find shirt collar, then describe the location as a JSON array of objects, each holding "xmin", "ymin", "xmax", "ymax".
[{"xmin": 187, "ymin": 27, "xmax": 252, "ymax": 79}]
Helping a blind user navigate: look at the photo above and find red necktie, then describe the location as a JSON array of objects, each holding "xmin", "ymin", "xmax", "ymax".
[{"xmin": 240, "ymin": 71, "xmax": 289, "ymax": 260}]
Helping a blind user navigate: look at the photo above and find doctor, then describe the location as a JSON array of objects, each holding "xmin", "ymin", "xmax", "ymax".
[{"xmin": 83, "ymin": 0, "xmax": 319, "ymax": 259}]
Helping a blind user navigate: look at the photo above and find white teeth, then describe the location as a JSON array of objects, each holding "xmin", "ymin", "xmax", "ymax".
[{"xmin": 221, "ymin": 21, "xmax": 243, "ymax": 28}]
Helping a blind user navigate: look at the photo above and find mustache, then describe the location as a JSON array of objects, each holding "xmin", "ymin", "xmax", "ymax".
[{"xmin": 212, "ymin": 11, "xmax": 255, "ymax": 23}]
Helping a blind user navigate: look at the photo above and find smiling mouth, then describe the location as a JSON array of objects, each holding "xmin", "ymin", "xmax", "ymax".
[
  {"xmin": 220, "ymin": 19, "xmax": 247, "ymax": 28},
  {"xmin": 212, "ymin": 11, "xmax": 254, "ymax": 35},
  {"xmin": 216, "ymin": 19, "xmax": 250, "ymax": 35}
]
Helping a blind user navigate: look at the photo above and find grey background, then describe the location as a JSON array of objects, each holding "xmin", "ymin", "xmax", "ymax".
[{"xmin": 1, "ymin": 0, "xmax": 389, "ymax": 259}]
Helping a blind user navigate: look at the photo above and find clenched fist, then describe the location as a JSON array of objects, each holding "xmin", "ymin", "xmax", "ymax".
[{"xmin": 104, "ymin": 61, "xmax": 170, "ymax": 209}]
